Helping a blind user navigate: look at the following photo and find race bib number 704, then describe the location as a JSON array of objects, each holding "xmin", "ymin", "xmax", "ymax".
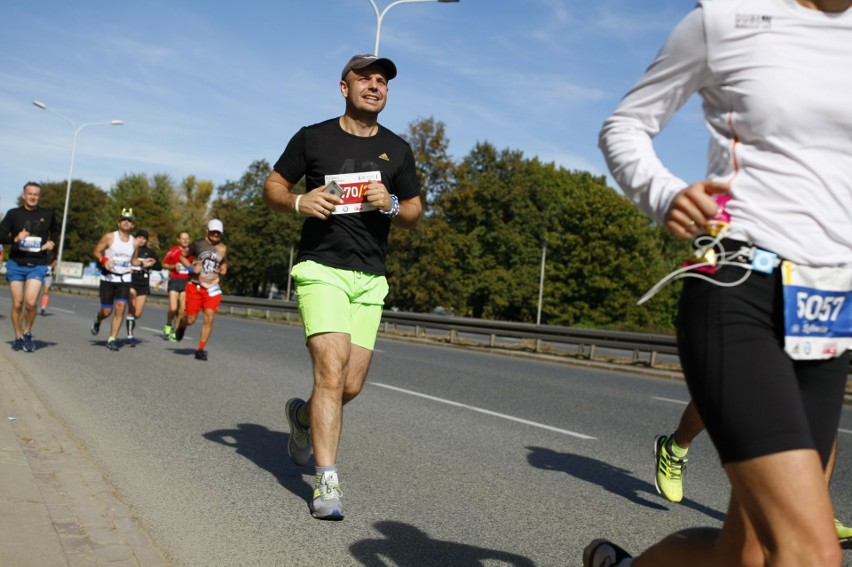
[
  {"xmin": 325, "ymin": 171, "xmax": 382, "ymax": 215},
  {"xmin": 782, "ymin": 261, "xmax": 852, "ymax": 360}
]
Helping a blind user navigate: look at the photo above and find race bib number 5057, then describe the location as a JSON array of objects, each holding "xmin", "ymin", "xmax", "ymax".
[{"xmin": 782, "ymin": 261, "xmax": 852, "ymax": 360}]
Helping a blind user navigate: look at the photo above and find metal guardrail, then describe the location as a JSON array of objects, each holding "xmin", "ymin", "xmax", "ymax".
[{"xmin": 56, "ymin": 283, "xmax": 851, "ymax": 383}]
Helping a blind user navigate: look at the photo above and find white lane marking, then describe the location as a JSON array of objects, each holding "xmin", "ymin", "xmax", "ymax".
[
  {"xmin": 839, "ymin": 428, "xmax": 852, "ymax": 436},
  {"xmin": 140, "ymin": 326, "xmax": 192, "ymax": 340},
  {"xmin": 43, "ymin": 307, "xmax": 75, "ymax": 314},
  {"xmin": 652, "ymin": 397, "xmax": 689, "ymax": 405},
  {"xmin": 371, "ymin": 382, "xmax": 596, "ymax": 440}
]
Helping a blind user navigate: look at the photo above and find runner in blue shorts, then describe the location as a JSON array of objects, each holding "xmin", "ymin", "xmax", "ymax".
[
  {"xmin": 0, "ymin": 182, "xmax": 59, "ymax": 352},
  {"xmin": 264, "ymin": 54, "xmax": 423, "ymax": 520}
]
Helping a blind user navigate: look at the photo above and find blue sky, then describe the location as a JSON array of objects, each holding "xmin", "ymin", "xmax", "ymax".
[{"xmin": 0, "ymin": 0, "xmax": 707, "ymax": 212}]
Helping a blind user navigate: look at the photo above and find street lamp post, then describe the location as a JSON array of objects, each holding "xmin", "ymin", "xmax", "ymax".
[
  {"xmin": 32, "ymin": 100, "xmax": 123, "ymax": 281},
  {"xmin": 536, "ymin": 240, "xmax": 546, "ymax": 325},
  {"xmin": 367, "ymin": 0, "xmax": 460, "ymax": 56}
]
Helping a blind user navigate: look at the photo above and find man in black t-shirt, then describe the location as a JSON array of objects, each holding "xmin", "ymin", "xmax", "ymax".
[
  {"xmin": 264, "ymin": 54, "xmax": 422, "ymax": 521},
  {"xmin": 0, "ymin": 181, "xmax": 58, "ymax": 352}
]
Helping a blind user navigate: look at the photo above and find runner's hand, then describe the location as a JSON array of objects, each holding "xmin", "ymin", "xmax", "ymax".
[{"xmin": 665, "ymin": 181, "xmax": 729, "ymax": 239}]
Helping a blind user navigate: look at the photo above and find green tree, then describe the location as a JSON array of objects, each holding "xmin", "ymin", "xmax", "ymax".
[
  {"xmin": 415, "ymin": 142, "xmax": 685, "ymax": 329},
  {"xmin": 179, "ymin": 176, "xmax": 214, "ymax": 239},
  {"xmin": 212, "ymin": 160, "xmax": 303, "ymax": 296},
  {"xmin": 109, "ymin": 173, "xmax": 176, "ymax": 249},
  {"xmin": 386, "ymin": 117, "xmax": 462, "ymax": 311},
  {"xmin": 402, "ymin": 116, "xmax": 455, "ymax": 210},
  {"xmin": 38, "ymin": 180, "xmax": 110, "ymax": 264}
]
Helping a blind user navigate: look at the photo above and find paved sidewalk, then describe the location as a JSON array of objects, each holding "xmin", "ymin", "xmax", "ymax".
[{"xmin": 0, "ymin": 352, "xmax": 171, "ymax": 567}]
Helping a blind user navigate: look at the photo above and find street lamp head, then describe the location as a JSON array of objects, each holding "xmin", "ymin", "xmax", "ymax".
[
  {"xmin": 33, "ymin": 100, "xmax": 47, "ymax": 109},
  {"xmin": 110, "ymin": 120, "xmax": 124, "ymax": 126},
  {"xmin": 437, "ymin": 0, "xmax": 460, "ymax": 3}
]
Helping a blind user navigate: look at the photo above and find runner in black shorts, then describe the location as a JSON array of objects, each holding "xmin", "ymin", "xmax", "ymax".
[
  {"xmin": 162, "ymin": 231, "xmax": 191, "ymax": 340},
  {"xmin": 125, "ymin": 229, "xmax": 161, "ymax": 346},
  {"xmin": 591, "ymin": 2, "xmax": 852, "ymax": 565}
]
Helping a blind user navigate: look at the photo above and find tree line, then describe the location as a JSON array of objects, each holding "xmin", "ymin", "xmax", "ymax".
[{"xmin": 18, "ymin": 117, "xmax": 689, "ymax": 332}]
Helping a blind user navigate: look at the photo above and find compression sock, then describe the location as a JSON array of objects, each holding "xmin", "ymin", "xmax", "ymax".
[
  {"xmin": 41, "ymin": 295, "xmax": 49, "ymax": 309},
  {"xmin": 197, "ymin": 340, "xmax": 207, "ymax": 351},
  {"xmin": 126, "ymin": 316, "xmax": 136, "ymax": 335}
]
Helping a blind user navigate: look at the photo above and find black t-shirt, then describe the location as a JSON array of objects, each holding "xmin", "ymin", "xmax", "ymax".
[
  {"xmin": 273, "ymin": 118, "xmax": 420, "ymax": 275},
  {"xmin": 0, "ymin": 206, "xmax": 59, "ymax": 266},
  {"xmin": 130, "ymin": 245, "xmax": 161, "ymax": 286}
]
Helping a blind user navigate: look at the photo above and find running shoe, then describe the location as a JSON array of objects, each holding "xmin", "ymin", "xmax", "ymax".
[
  {"xmin": 837, "ymin": 518, "xmax": 852, "ymax": 542},
  {"xmin": 127, "ymin": 336, "xmax": 136, "ymax": 347},
  {"xmin": 583, "ymin": 539, "xmax": 633, "ymax": 567},
  {"xmin": 310, "ymin": 473, "xmax": 343, "ymax": 521},
  {"xmin": 12, "ymin": 337, "xmax": 24, "ymax": 351},
  {"xmin": 91, "ymin": 318, "xmax": 101, "ymax": 336},
  {"xmin": 106, "ymin": 339, "xmax": 119, "ymax": 352},
  {"xmin": 285, "ymin": 398, "xmax": 312, "ymax": 466},
  {"xmin": 172, "ymin": 327, "xmax": 185, "ymax": 342},
  {"xmin": 654, "ymin": 434, "xmax": 687, "ymax": 503},
  {"xmin": 194, "ymin": 349, "xmax": 207, "ymax": 361},
  {"xmin": 40, "ymin": 308, "xmax": 46, "ymax": 316},
  {"xmin": 163, "ymin": 324, "xmax": 172, "ymax": 340},
  {"xmin": 22, "ymin": 333, "xmax": 35, "ymax": 353}
]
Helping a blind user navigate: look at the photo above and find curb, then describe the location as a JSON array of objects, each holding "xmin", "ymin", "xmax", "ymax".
[{"xmin": 0, "ymin": 352, "xmax": 171, "ymax": 567}]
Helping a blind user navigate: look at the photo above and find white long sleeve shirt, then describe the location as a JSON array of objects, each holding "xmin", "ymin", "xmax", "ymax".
[{"xmin": 599, "ymin": 0, "xmax": 852, "ymax": 267}]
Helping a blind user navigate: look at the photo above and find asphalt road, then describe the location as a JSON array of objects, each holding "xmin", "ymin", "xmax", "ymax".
[{"xmin": 3, "ymin": 290, "xmax": 852, "ymax": 566}]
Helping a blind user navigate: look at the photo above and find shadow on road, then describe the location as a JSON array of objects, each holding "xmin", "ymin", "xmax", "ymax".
[
  {"xmin": 202, "ymin": 423, "xmax": 312, "ymax": 500},
  {"xmin": 526, "ymin": 446, "xmax": 725, "ymax": 522},
  {"xmin": 350, "ymin": 520, "xmax": 535, "ymax": 567}
]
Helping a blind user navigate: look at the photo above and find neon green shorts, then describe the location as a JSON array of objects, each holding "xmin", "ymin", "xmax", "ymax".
[{"xmin": 291, "ymin": 260, "xmax": 388, "ymax": 350}]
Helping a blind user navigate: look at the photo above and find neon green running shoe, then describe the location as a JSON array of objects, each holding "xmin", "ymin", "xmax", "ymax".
[
  {"xmin": 654, "ymin": 434, "xmax": 687, "ymax": 503},
  {"xmin": 837, "ymin": 518, "xmax": 852, "ymax": 542}
]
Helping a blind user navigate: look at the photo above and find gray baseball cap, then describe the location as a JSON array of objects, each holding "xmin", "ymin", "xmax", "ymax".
[{"xmin": 341, "ymin": 54, "xmax": 397, "ymax": 81}]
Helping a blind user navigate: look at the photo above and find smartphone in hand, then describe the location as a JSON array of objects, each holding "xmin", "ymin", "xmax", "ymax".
[{"xmin": 324, "ymin": 181, "xmax": 344, "ymax": 198}]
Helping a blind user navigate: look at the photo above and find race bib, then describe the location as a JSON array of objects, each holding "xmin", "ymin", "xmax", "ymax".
[
  {"xmin": 782, "ymin": 261, "xmax": 852, "ymax": 360},
  {"xmin": 20, "ymin": 236, "xmax": 42, "ymax": 252},
  {"xmin": 205, "ymin": 284, "xmax": 222, "ymax": 297},
  {"xmin": 111, "ymin": 254, "xmax": 133, "ymax": 275},
  {"xmin": 325, "ymin": 171, "xmax": 382, "ymax": 215}
]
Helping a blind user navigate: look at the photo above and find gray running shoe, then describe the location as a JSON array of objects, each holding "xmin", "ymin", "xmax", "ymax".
[
  {"xmin": 12, "ymin": 337, "xmax": 24, "ymax": 351},
  {"xmin": 583, "ymin": 539, "xmax": 632, "ymax": 567},
  {"xmin": 285, "ymin": 398, "xmax": 312, "ymax": 466},
  {"xmin": 310, "ymin": 474, "xmax": 343, "ymax": 521},
  {"xmin": 22, "ymin": 333, "xmax": 35, "ymax": 352},
  {"xmin": 106, "ymin": 339, "xmax": 119, "ymax": 352}
]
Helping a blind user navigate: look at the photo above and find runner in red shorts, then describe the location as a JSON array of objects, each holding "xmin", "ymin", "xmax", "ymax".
[{"xmin": 174, "ymin": 220, "xmax": 228, "ymax": 361}]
